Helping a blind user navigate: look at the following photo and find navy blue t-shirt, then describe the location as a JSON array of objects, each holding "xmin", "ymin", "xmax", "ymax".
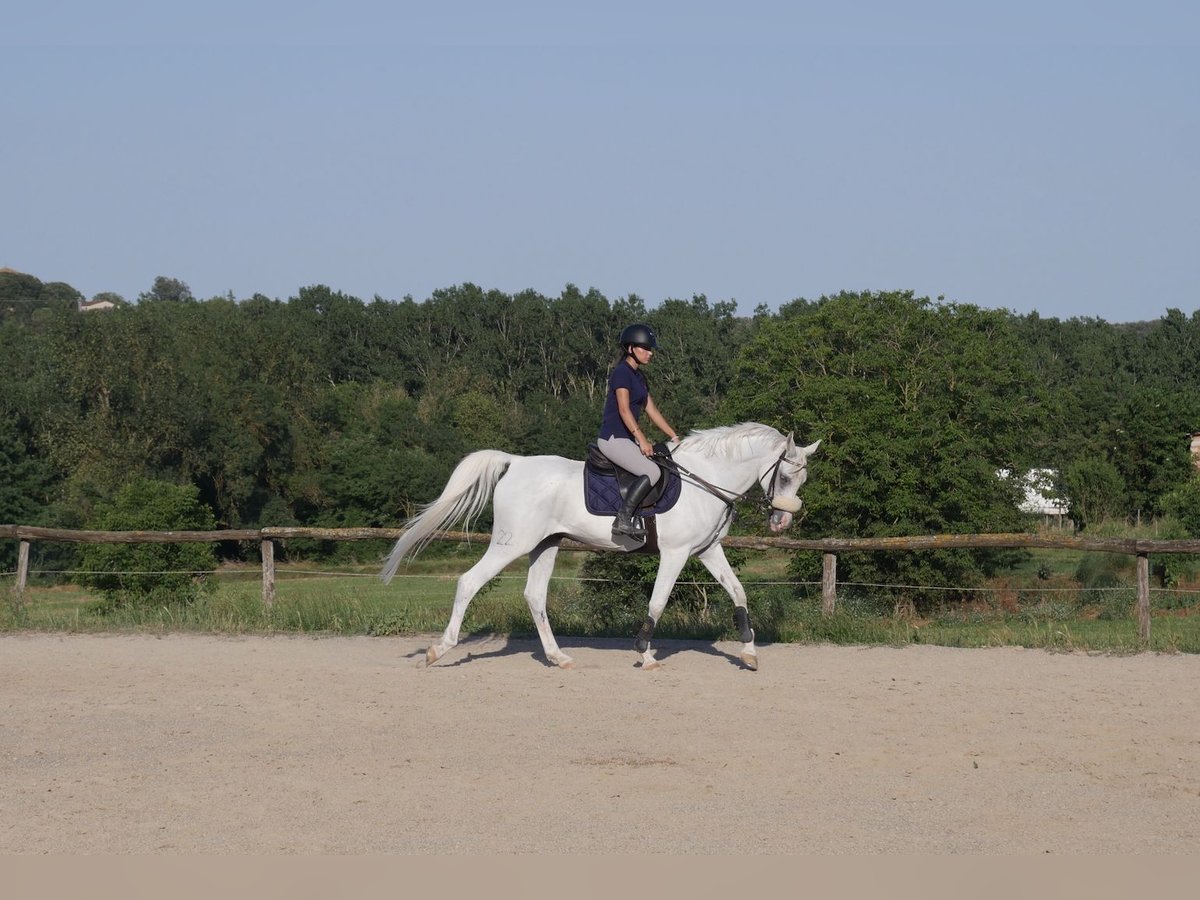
[{"xmin": 598, "ymin": 361, "xmax": 648, "ymax": 440}]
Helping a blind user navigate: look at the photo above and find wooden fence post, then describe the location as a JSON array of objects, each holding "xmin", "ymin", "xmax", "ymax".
[
  {"xmin": 1136, "ymin": 552, "xmax": 1150, "ymax": 643},
  {"xmin": 13, "ymin": 539, "xmax": 30, "ymax": 600},
  {"xmin": 261, "ymin": 539, "xmax": 276, "ymax": 608},
  {"xmin": 822, "ymin": 552, "xmax": 837, "ymax": 616}
]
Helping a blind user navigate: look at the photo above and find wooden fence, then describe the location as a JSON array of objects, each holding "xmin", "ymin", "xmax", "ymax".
[{"xmin": 6, "ymin": 524, "xmax": 1200, "ymax": 641}]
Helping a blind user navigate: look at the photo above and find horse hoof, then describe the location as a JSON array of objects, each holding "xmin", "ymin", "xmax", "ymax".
[
  {"xmin": 557, "ymin": 658, "xmax": 575, "ymax": 670},
  {"xmin": 425, "ymin": 646, "xmax": 442, "ymax": 666},
  {"xmin": 740, "ymin": 652, "xmax": 759, "ymax": 671}
]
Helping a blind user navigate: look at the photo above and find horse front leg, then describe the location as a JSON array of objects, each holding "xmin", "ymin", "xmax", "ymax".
[
  {"xmin": 697, "ymin": 543, "xmax": 759, "ymax": 670},
  {"xmin": 635, "ymin": 549, "xmax": 690, "ymax": 670}
]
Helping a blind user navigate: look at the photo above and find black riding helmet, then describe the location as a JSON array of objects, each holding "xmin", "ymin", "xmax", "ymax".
[{"xmin": 619, "ymin": 323, "xmax": 658, "ymax": 351}]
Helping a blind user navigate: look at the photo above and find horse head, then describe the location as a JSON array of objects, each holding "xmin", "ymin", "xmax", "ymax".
[{"xmin": 765, "ymin": 432, "xmax": 820, "ymax": 533}]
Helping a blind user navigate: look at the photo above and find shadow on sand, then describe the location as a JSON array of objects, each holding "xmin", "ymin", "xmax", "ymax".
[{"xmin": 406, "ymin": 633, "xmax": 760, "ymax": 670}]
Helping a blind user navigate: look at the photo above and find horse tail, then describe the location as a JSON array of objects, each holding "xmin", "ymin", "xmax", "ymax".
[{"xmin": 379, "ymin": 449, "xmax": 514, "ymax": 583}]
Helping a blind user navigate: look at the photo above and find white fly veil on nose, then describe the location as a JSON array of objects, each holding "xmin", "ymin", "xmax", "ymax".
[{"xmin": 771, "ymin": 494, "xmax": 803, "ymax": 512}]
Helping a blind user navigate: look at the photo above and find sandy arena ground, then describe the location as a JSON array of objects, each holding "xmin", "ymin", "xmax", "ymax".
[{"xmin": 2, "ymin": 633, "xmax": 1198, "ymax": 854}]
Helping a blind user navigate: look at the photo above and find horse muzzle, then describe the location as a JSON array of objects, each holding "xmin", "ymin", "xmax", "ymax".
[
  {"xmin": 769, "ymin": 507, "xmax": 795, "ymax": 532},
  {"xmin": 769, "ymin": 495, "xmax": 801, "ymax": 532}
]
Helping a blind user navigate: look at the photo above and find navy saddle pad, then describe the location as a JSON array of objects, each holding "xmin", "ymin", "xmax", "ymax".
[{"xmin": 583, "ymin": 443, "xmax": 682, "ymax": 517}]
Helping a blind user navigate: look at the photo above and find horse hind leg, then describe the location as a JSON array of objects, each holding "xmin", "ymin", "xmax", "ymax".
[{"xmin": 426, "ymin": 543, "xmax": 523, "ymax": 666}]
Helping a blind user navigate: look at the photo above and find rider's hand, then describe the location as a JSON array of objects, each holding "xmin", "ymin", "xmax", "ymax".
[{"xmin": 638, "ymin": 437, "xmax": 654, "ymax": 457}]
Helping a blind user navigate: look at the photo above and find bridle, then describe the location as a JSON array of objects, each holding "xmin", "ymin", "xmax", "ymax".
[
  {"xmin": 655, "ymin": 445, "xmax": 807, "ymax": 517},
  {"xmin": 649, "ymin": 443, "xmax": 806, "ymax": 554},
  {"xmin": 759, "ymin": 451, "xmax": 808, "ymax": 515}
]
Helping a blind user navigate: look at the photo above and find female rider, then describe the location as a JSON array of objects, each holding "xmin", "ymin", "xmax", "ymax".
[{"xmin": 597, "ymin": 323, "xmax": 680, "ymax": 537}]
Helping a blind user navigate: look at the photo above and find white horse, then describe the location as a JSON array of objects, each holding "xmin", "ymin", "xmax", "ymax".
[{"xmin": 380, "ymin": 422, "xmax": 819, "ymax": 670}]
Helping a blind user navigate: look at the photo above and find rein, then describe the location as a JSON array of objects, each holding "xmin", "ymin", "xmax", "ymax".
[
  {"xmin": 654, "ymin": 446, "xmax": 805, "ymax": 517},
  {"xmin": 653, "ymin": 453, "xmax": 739, "ymax": 552}
]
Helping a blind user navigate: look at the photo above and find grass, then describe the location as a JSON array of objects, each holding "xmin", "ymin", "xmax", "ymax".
[
  {"xmin": 4, "ymin": 546, "xmax": 1200, "ymax": 654},
  {"xmin": 1, "ymin": 543, "xmax": 552, "ymax": 636}
]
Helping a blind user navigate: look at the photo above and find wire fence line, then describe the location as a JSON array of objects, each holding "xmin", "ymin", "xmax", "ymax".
[
  {"xmin": 7, "ymin": 564, "xmax": 1196, "ymax": 595},
  {"xmin": 10, "ymin": 524, "xmax": 1200, "ymax": 639},
  {"xmin": 13, "ymin": 567, "xmax": 806, "ymax": 586},
  {"xmin": 7, "ymin": 523, "xmax": 1200, "ymax": 554}
]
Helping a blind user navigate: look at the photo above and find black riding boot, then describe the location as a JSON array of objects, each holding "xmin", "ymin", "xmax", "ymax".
[{"xmin": 613, "ymin": 475, "xmax": 654, "ymax": 537}]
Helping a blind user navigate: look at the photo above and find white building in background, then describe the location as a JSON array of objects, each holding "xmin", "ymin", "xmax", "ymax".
[
  {"xmin": 999, "ymin": 468, "xmax": 1070, "ymax": 528},
  {"xmin": 1017, "ymin": 469, "xmax": 1068, "ymax": 517},
  {"xmin": 78, "ymin": 297, "xmax": 117, "ymax": 312}
]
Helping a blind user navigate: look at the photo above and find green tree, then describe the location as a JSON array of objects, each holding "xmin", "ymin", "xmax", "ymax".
[
  {"xmin": 646, "ymin": 294, "xmax": 747, "ymax": 429},
  {"xmin": 0, "ymin": 419, "xmax": 56, "ymax": 571},
  {"xmin": 1162, "ymin": 471, "xmax": 1200, "ymax": 538},
  {"xmin": 1105, "ymin": 386, "xmax": 1195, "ymax": 519},
  {"xmin": 76, "ymin": 479, "xmax": 218, "ymax": 609},
  {"xmin": 138, "ymin": 275, "xmax": 194, "ymax": 304},
  {"xmin": 725, "ymin": 291, "xmax": 1034, "ymax": 603},
  {"xmin": 1060, "ymin": 457, "xmax": 1126, "ymax": 531},
  {"xmin": 544, "ymin": 285, "xmax": 616, "ymax": 402},
  {"xmin": 0, "ymin": 269, "xmax": 43, "ymax": 319},
  {"xmin": 1013, "ymin": 309, "xmax": 1200, "ymax": 520},
  {"xmin": 312, "ymin": 382, "xmax": 454, "ymax": 527},
  {"xmin": 0, "ymin": 270, "xmax": 82, "ymax": 329},
  {"xmin": 1011, "ymin": 313, "xmax": 1136, "ymax": 465}
]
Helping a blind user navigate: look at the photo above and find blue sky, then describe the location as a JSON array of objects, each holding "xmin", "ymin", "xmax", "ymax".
[{"xmin": 4, "ymin": 2, "xmax": 1197, "ymax": 322}]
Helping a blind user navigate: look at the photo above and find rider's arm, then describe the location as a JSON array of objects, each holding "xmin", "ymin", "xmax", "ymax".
[
  {"xmin": 616, "ymin": 388, "xmax": 654, "ymax": 456},
  {"xmin": 644, "ymin": 395, "xmax": 679, "ymax": 446}
]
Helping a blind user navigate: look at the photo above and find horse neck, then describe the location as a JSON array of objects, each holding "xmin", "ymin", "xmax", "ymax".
[{"xmin": 675, "ymin": 435, "xmax": 780, "ymax": 494}]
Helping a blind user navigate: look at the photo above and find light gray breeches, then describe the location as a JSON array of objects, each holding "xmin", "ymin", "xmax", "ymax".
[{"xmin": 597, "ymin": 436, "xmax": 661, "ymax": 485}]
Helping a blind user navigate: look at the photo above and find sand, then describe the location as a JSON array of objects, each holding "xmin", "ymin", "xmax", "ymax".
[{"xmin": 2, "ymin": 632, "xmax": 1198, "ymax": 854}]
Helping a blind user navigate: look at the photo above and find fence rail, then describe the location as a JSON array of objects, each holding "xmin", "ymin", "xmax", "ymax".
[{"xmin": 7, "ymin": 524, "xmax": 1197, "ymax": 641}]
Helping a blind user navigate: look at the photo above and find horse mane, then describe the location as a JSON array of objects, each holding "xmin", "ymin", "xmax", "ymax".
[{"xmin": 676, "ymin": 422, "xmax": 786, "ymax": 459}]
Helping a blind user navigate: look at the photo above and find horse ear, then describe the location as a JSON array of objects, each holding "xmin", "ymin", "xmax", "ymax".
[
  {"xmin": 785, "ymin": 431, "xmax": 796, "ymax": 452},
  {"xmin": 801, "ymin": 439, "xmax": 821, "ymax": 456}
]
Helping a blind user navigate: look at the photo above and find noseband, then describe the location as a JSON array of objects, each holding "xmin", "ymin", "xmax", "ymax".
[{"xmin": 760, "ymin": 451, "xmax": 807, "ymax": 514}]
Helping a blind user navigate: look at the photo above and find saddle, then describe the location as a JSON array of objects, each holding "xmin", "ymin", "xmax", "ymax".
[{"xmin": 583, "ymin": 441, "xmax": 682, "ymax": 518}]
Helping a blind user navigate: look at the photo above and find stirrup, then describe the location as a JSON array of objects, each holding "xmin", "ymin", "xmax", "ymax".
[{"xmin": 612, "ymin": 514, "xmax": 645, "ymax": 538}]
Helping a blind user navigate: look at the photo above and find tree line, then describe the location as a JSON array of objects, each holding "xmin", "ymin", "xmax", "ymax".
[{"xmin": 4, "ymin": 269, "xmax": 1200, "ymax": 587}]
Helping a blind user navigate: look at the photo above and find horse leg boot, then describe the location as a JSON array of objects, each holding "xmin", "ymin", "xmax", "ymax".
[
  {"xmin": 634, "ymin": 615, "xmax": 661, "ymax": 670},
  {"xmin": 735, "ymin": 605, "xmax": 758, "ymax": 671},
  {"xmin": 612, "ymin": 475, "xmax": 654, "ymax": 538},
  {"xmin": 695, "ymin": 542, "xmax": 760, "ymax": 670},
  {"xmin": 635, "ymin": 548, "xmax": 689, "ymax": 669}
]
